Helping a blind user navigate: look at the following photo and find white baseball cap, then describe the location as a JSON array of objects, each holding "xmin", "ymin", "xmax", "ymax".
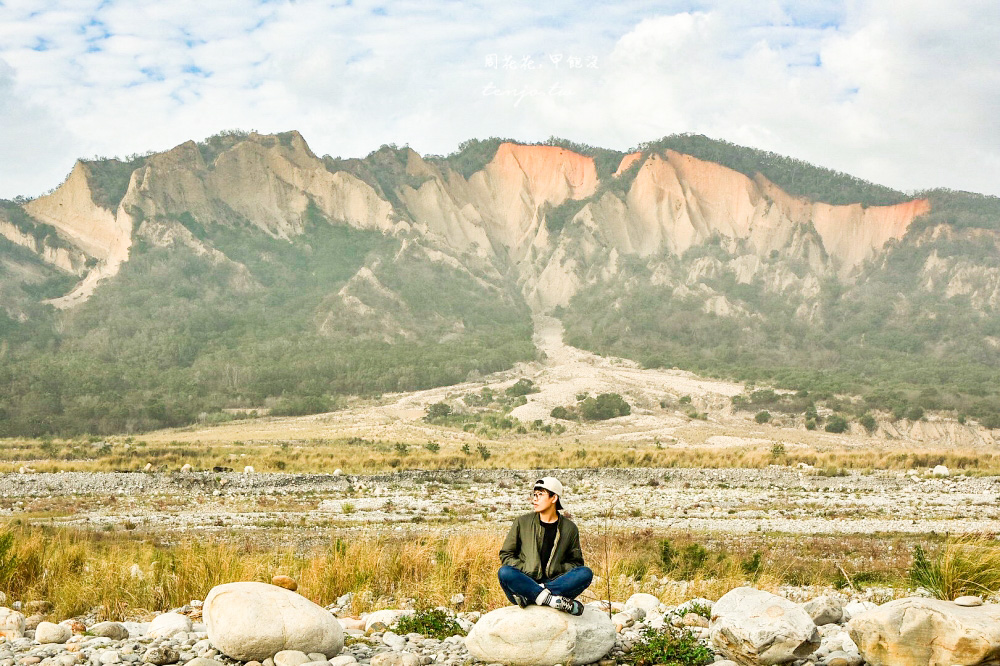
[{"xmin": 533, "ymin": 476, "xmax": 565, "ymax": 510}]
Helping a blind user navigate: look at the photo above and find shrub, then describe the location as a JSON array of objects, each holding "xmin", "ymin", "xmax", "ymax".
[
  {"xmin": 426, "ymin": 402, "xmax": 452, "ymax": 420},
  {"xmin": 394, "ymin": 608, "xmax": 466, "ymax": 639},
  {"xmin": 859, "ymin": 413, "xmax": 877, "ymax": 433},
  {"xmin": 755, "ymin": 411, "xmax": 771, "ymax": 424},
  {"xmin": 907, "ymin": 405, "xmax": 925, "ymax": 421},
  {"xmin": 550, "ymin": 406, "xmax": 574, "ymax": 420},
  {"xmin": 770, "ymin": 443, "xmax": 785, "ymax": 457},
  {"xmin": 477, "ymin": 444, "xmax": 491, "ymax": 461},
  {"xmin": 423, "ymin": 441, "xmax": 440, "ymax": 453},
  {"xmin": 628, "ymin": 627, "xmax": 713, "ymax": 666},
  {"xmin": 825, "ymin": 415, "xmax": 849, "ymax": 433},
  {"xmin": 579, "ymin": 393, "xmax": 631, "ymax": 420},
  {"xmin": 505, "ymin": 378, "xmax": 537, "ymax": 397}
]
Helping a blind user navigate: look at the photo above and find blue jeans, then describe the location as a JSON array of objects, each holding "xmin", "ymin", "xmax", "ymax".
[{"xmin": 498, "ymin": 565, "xmax": 594, "ymax": 605}]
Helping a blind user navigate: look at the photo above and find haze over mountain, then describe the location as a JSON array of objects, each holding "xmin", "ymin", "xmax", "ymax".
[{"xmin": 2, "ymin": 130, "xmax": 999, "ymax": 437}]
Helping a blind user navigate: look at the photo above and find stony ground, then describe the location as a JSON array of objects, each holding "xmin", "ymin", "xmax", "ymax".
[{"xmin": 2, "ymin": 466, "xmax": 997, "ymax": 542}]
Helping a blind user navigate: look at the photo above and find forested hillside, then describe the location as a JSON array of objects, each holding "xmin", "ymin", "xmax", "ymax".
[{"xmin": 1, "ymin": 131, "xmax": 999, "ymax": 436}]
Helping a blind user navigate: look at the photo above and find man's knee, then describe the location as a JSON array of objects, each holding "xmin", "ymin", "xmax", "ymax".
[
  {"xmin": 498, "ymin": 565, "xmax": 519, "ymax": 583},
  {"xmin": 576, "ymin": 566, "xmax": 594, "ymax": 585}
]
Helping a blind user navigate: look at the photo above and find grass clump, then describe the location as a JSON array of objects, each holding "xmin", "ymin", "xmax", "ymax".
[
  {"xmin": 909, "ymin": 535, "xmax": 1000, "ymax": 600},
  {"xmin": 395, "ymin": 608, "xmax": 466, "ymax": 639},
  {"xmin": 628, "ymin": 627, "xmax": 714, "ymax": 666}
]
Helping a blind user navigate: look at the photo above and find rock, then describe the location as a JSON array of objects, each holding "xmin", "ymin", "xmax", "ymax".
[
  {"xmin": 680, "ymin": 614, "xmax": 708, "ymax": 628},
  {"xmin": 450, "ymin": 593, "xmax": 465, "ymax": 607},
  {"xmin": 709, "ymin": 587, "xmax": 820, "ymax": 665},
  {"xmin": 841, "ymin": 600, "xmax": 876, "ymax": 622},
  {"xmin": 90, "ymin": 622, "xmax": 130, "ymax": 641},
  {"xmin": 338, "ymin": 618, "xmax": 365, "ymax": 631},
  {"xmin": 149, "ymin": 613, "xmax": 193, "ymax": 639},
  {"xmin": 273, "ymin": 651, "xmax": 310, "ymax": 666},
  {"xmin": 0, "ymin": 608, "xmax": 25, "ymax": 639},
  {"xmin": 100, "ymin": 651, "xmax": 121, "ymax": 665},
  {"xmin": 329, "ymin": 657, "xmax": 357, "ymax": 666},
  {"xmin": 363, "ymin": 610, "xmax": 414, "ymax": 632},
  {"xmin": 306, "ymin": 654, "xmax": 326, "ymax": 663},
  {"xmin": 932, "ymin": 465, "xmax": 950, "ymax": 477},
  {"xmin": 143, "ymin": 647, "xmax": 180, "ymax": 665},
  {"xmin": 244, "ymin": 466, "xmax": 255, "ymax": 474},
  {"xmin": 825, "ymin": 650, "xmax": 861, "ymax": 666},
  {"xmin": 271, "ymin": 576, "xmax": 298, "ymax": 592},
  {"xmin": 333, "ymin": 469, "xmax": 343, "ymax": 477},
  {"xmin": 182, "ymin": 660, "xmax": 223, "ymax": 666},
  {"xmin": 802, "ymin": 596, "xmax": 844, "ymax": 626},
  {"xmin": 624, "ymin": 593, "xmax": 660, "ymax": 614},
  {"xmin": 848, "ymin": 597, "xmax": 1000, "ymax": 666},
  {"xmin": 144, "ymin": 463, "xmax": 153, "ymax": 472},
  {"xmin": 34, "ymin": 622, "xmax": 71, "ymax": 644},
  {"xmin": 23, "ymin": 615, "xmax": 44, "ymax": 631},
  {"xmin": 181, "ymin": 464, "xmax": 192, "ymax": 473},
  {"xmin": 713, "ymin": 662, "xmax": 740, "ymax": 666},
  {"xmin": 369, "ymin": 654, "xmax": 419, "ymax": 666},
  {"xmin": 204, "ymin": 581, "xmax": 343, "ymax": 661},
  {"xmin": 676, "ymin": 598, "xmax": 714, "ymax": 616},
  {"xmin": 61, "ymin": 619, "xmax": 86, "ymax": 634},
  {"xmin": 955, "ymin": 595, "xmax": 984, "ymax": 607},
  {"xmin": 465, "ymin": 605, "xmax": 615, "ymax": 666},
  {"xmin": 382, "ymin": 632, "xmax": 406, "ymax": 650},
  {"xmin": 23, "ymin": 601, "xmax": 52, "ymax": 615}
]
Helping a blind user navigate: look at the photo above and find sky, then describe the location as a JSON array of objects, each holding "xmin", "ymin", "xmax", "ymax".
[{"xmin": 0, "ymin": 0, "xmax": 998, "ymax": 200}]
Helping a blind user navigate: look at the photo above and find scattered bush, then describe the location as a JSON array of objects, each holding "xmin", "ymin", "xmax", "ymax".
[
  {"xmin": 859, "ymin": 413, "xmax": 877, "ymax": 433},
  {"xmin": 755, "ymin": 411, "xmax": 771, "ymax": 424},
  {"xmin": 579, "ymin": 393, "xmax": 631, "ymax": 420},
  {"xmin": 628, "ymin": 627, "xmax": 714, "ymax": 666},
  {"xmin": 505, "ymin": 378, "xmax": 538, "ymax": 397},
  {"xmin": 825, "ymin": 415, "xmax": 850, "ymax": 433},
  {"xmin": 395, "ymin": 608, "xmax": 466, "ymax": 639}
]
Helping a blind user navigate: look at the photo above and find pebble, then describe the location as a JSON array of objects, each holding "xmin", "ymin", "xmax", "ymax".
[{"xmin": 954, "ymin": 595, "xmax": 983, "ymax": 607}]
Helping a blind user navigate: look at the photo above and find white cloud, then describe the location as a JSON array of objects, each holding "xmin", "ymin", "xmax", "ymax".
[{"xmin": 0, "ymin": 0, "xmax": 997, "ymax": 199}]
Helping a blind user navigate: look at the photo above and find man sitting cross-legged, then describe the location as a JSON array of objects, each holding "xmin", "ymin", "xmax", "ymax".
[{"xmin": 497, "ymin": 476, "xmax": 593, "ymax": 615}]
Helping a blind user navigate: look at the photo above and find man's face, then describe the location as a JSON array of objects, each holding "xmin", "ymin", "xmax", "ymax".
[{"xmin": 531, "ymin": 489, "xmax": 557, "ymax": 513}]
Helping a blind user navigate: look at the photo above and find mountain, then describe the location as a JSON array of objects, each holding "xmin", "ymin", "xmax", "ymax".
[{"xmin": 1, "ymin": 130, "xmax": 999, "ymax": 436}]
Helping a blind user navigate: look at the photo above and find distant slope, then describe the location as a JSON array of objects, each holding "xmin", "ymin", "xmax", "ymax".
[{"xmin": 1, "ymin": 130, "xmax": 1000, "ymax": 436}]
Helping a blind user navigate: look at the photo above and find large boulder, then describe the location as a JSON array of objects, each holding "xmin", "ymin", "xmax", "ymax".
[
  {"xmin": 465, "ymin": 605, "xmax": 615, "ymax": 666},
  {"xmin": 0, "ymin": 607, "xmax": 25, "ymax": 639},
  {"xmin": 204, "ymin": 581, "xmax": 343, "ymax": 661},
  {"xmin": 709, "ymin": 587, "xmax": 820, "ymax": 665},
  {"xmin": 149, "ymin": 612, "xmax": 192, "ymax": 639},
  {"xmin": 35, "ymin": 621, "xmax": 71, "ymax": 644},
  {"xmin": 848, "ymin": 597, "xmax": 1000, "ymax": 666},
  {"xmin": 802, "ymin": 596, "xmax": 844, "ymax": 626}
]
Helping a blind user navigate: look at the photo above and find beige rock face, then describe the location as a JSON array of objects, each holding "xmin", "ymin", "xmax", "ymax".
[{"xmin": 848, "ymin": 597, "xmax": 1000, "ymax": 666}]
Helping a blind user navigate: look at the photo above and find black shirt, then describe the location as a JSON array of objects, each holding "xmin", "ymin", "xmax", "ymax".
[{"xmin": 539, "ymin": 514, "xmax": 559, "ymax": 577}]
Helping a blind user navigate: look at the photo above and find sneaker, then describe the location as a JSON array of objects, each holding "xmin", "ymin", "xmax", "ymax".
[
  {"xmin": 511, "ymin": 594, "xmax": 529, "ymax": 609},
  {"xmin": 549, "ymin": 595, "xmax": 584, "ymax": 616}
]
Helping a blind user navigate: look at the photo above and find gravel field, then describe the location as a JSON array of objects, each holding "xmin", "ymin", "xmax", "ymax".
[{"xmin": 4, "ymin": 466, "xmax": 998, "ymax": 539}]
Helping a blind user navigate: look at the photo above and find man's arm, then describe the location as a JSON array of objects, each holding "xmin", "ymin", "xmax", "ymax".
[
  {"xmin": 499, "ymin": 518, "xmax": 528, "ymax": 572},
  {"xmin": 560, "ymin": 524, "xmax": 585, "ymax": 573}
]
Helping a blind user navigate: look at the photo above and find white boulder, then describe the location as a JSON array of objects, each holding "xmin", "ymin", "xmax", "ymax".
[
  {"xmin": 709, "ymin": 587, "xmax": 820, "ymax": 665},
  {"xmin": 149, "ymin": 612, "xmax": 192, "ymax": 639},
  {"xmin": 0, "ymin": 608, "xmax": 25, "ymax": 639},
  {"xmin": 624, "ymin": 593, "xmax": 661, "ymax": 614},
  {"xmin": 204, "ymin": 581, "xmax": 343, "ymax": 661},
  {"xmin": 848, "ymin": 597, "xmax": 1000, "ymax": 666},
  {"xmin": 363, "ymin": 609, "xmax": 414, "ymax": 631},
  {"xmin": 370, "ymin": 654, "xmax": 420, "ymax": 666},
  {"xmin": 35, "ymin": 621, "xmax": 71, "ymax": 644},
  {"xmin": 465, "ymin": 605, "xmax": 615, "ymax": 666},
  {"xmin": 932, "ymin": 465, "xmax": 950, "ymax": 477}
]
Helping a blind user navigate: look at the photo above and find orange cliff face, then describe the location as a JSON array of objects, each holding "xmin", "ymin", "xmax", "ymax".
[
  {"xmin": 605, "ymin": 150, "xmax": 930, "ymax": 273},
  {"xmin": 614, "ymin": 152, "xmax": 642, "ymax": 177},
  {"xmin": 463, "ymin": 143, "xmax": 598, "ymax": 259}
]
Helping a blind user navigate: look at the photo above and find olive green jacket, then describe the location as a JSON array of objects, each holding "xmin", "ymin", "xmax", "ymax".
[{"xmin": 499, "ymin": 512, "xmax": 585, "ymax": 581}]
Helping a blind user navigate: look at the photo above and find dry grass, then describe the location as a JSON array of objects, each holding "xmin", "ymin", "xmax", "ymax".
[
  {"xmin": 0, "ymin": 522, "xmax": 939, "ymax": 622},
  {"xmin": 4, "ymin": 435, "xmax": 1000, "ymax": 475},
  {"xmin": 910, "ymin": 533, "xmax": 1000, "ymax": 600}
]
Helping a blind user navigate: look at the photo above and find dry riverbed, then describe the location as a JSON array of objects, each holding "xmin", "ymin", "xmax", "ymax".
[{"xmin": 4, "ymin": 466, "xmax": 998, "ymax": 542}]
